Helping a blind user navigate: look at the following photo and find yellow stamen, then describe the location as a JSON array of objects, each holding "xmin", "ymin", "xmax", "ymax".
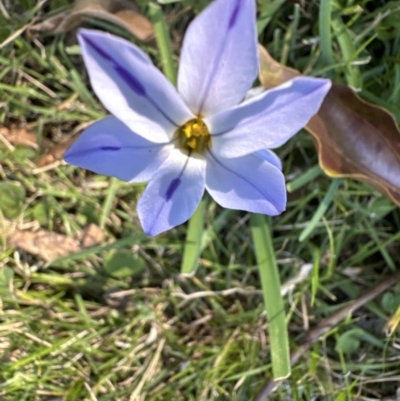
[{"xmin": 176, "ymin": 118, "xmax": 211, "ymax": 154}]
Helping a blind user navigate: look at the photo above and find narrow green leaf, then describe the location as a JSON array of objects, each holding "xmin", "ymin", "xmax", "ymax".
[
  {"xmin": 289, "ymin": 4, "xmax": 300, "ymax": 64},
  {"xmin": 311, "ymin": 245, "xmax": 320, "ymax": 306},
  {"xmin": 299, "ymin": 179, "xmax": 342, "ymax": 242},
  {"xmin": 332, "ymin": 17, "xmax": 362, "ymax": 90},
  {"xmin": 69, "ymin": 68, "xmax": 99, "ymax": 109},
  {"xmin": 74, "ymin": 293, "xmax": 93, "ymax": 328},
  {"xmin": 323, "ymin": 216, "xmax": 336, "ymax": 278},
  {"xmin": 250, "ymin": 214, "xmax": 290, "ymax": 380},
  {"xmin": 100, "ymin": 177, "xmax": 118, "ymax": 229}
]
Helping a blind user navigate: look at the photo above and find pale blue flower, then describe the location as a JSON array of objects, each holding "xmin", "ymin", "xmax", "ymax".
[{"xmin": 64, "ymin": 0, "xmax": 331, "ymax": 236}]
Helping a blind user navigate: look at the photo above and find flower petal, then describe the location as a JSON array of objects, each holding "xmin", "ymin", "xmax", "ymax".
[
  {"xmin": 78, "ymin": 29, "xmax": 194, "ymax": 143},
  {"xmin": 205, "ymin": 151, "xmax": 286, "ymax": 215},
  {"xmin": 256, "ymin": 149, "xmax": 282, "ymax": 171},
  {"xmin": 207, "ymin": 77, "xmax": 332, "ymax": 157},
  {"xmin": 178, "ymin": 0, "xmax": 258, "ymax": 116},
  {"xmin": 64, "ymin": 116, "xmax": 172, "ymax": 182},
  {"xmin": 137, "ymin": 149, "xmax": 206, "ymax": 236}
]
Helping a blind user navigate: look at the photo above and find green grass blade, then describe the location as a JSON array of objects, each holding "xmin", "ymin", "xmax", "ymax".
[
  {"xmin": 311, "ymin": 245, "xmax": 320, "ymax": 306},
  {"xmin": 250, "ymin": 214, "xmax": 290, "ymax": 380},
  {"xmin": 319, "ymin": 0, "xmax": 335, "ymax": 66},
  {"xmin": 148, "ymin": 1, "xmax": 207, "ymax": 275},
  {"xmin": 289, "ymin": 4, "xmax": 300, "ymax": 64},
  {"xmin": 181, "ymin": 197, "xmax": 207, "ymax": 276},
  {"xmin": 257, "ymin": 0, "xmax": 286, "ymax": 34},
  {"xmin": 286, "ymin": 165, "xmax": 322, "ymax": 192},
  {"xmin": 299, "ymin": 178, "xmax": 342, "ymax": 242},
  {"xmin": 332, "ymin": 17, "xmax": 362, "ymax": 90},
  {"xmin": 99, "ymin": 177, "xmax": 118, "ymax": 229}
]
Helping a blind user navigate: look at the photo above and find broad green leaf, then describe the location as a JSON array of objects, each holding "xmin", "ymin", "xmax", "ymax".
[
  {"xmin": 335, "ymin": 329, "xmax": 364, "ymax": 354},
  {"xmin": 381, "ymin": 291, "xmax": 400, "ymax": 314},
  {"xmin": 0, "ymin": 182, "xmax": 26, "ymax": 219},
  {"xmin": 0, "ymin": 266, "xmax": 14, "ymax": 297},
  {"xmin": 33, "ymin": 202, "xmax": 50, "ymax": 225},
  {"xmin": 104, "ymin": 250, "xmax": 145, "ymax": 278}
]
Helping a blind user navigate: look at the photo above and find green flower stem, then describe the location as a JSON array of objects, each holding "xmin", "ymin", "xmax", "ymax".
[
  {"xmin": 181, "ymin": 197, "xmax": 208, "ymax": 276},
  {"xmin": 148, "ymin": 2, "xmax": 177, "ymax": 85},
  {"xmin": 250, "ymin": 214, "xmax": 290, "ymax": 380},
  {"xmin": 147, "ymin": 3, "xmax": 205, "ymax": 273}
]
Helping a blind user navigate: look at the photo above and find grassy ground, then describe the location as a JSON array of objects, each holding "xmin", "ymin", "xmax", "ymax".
[{"xmin": 1, "ymin": 0, "xmax": 400, "ymax": 400}]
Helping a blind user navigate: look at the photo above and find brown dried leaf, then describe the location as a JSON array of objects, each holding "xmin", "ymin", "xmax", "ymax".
[
  {"xmin": 8, "ymin": 224, "xmax": 104, "ymax": 262},
  {"xmin": 258, "ymin": 45, "xmax": 400, "ymax": 206},
  {"xmin": 36, "ymin": 138, "xmax": 76, "ymax": 168},
  {"xmin": 80, "ymin": 223, "xmax": 105, "ymax": 248},
  {"xmin": 259, "ymin": 45, "xmax": 299, "ymax": 88},
  {"xmin": 385, "ymin": 306, "xmax": 400, "ymax": 336},
  {"xmin": 9, "ymin": 230, "xmax": 81, "ymax": 262},
  {"xmin": 307, "ymin": 86, "xmax": 400, "ymax": 206},
  {"xmin": 36, "ymin": 122, "xmax": 92, "ymax": 168},
  {"xmin": 29, "ymin": 0, "xmax": 154, "ymax": 41},
  {"xmin": 0, "ymin": 126, "xmax": 38, "ymax": 149},
  {"xmin": 0, "ymin": 123, "xmax": 75, "ymax": 168}
]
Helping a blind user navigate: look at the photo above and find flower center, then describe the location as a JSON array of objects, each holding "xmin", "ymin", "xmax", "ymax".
[{"xmin": 176, "ymin": 118, "xmax": 211, "ymax": 154}]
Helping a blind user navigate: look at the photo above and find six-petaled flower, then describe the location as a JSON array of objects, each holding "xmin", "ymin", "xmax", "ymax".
[{"xmin": 64, "ymin": 0, "xmax": 331, "ymax": 236}]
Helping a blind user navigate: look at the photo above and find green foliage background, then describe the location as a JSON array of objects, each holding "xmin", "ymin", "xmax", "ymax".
[{"xmin": 1, "ymin": 0, "xmax": 400, "ymax": 399}]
